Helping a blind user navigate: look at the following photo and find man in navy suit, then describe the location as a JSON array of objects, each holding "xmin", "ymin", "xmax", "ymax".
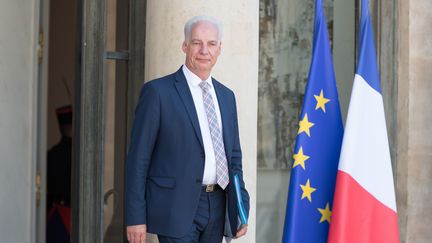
[{"xmin": 125, "ymin": 16, "xmax": 249, "ymax": 243}]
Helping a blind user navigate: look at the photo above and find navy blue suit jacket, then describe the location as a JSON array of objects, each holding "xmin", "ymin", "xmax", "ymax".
[{"xmin": 125, "ymin": 67, "xmax": 250, "ymax": 237}]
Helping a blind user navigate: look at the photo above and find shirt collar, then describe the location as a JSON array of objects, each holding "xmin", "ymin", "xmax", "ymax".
[{"xmin": 182, "ymin": 65, "xmax": 213, "ymax": 89}]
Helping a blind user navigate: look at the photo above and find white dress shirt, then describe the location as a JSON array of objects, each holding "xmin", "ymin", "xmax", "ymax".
[{"xmin": 182, "ymin": 65, "xmax": 223, "ymax": 185}]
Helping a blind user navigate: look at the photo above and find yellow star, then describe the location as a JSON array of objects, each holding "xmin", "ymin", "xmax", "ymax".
[
  {"xmin": 298, "ymin": 114, "xmax": 314, "ymax": 137},
  {"xmin": 318, "ymin": 202, "xmax": 332, "ymax": 223},
  {"xmin": 300, "ymin": 179, "xmax": 316, "ymax": 202},
  {"xmin": 314, "ymin": 90, "xmax": 330, "ymax": 112},
  {"xmin": 292, "ymin": 147, "xmax": 310, "ymax": 170}
]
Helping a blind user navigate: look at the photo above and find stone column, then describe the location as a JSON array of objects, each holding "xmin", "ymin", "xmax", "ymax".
[
  {"xmin": 0, "ymin": 0, "xmax": 40, "ymax": 242},
  {"xmin": 406, "ymin": 0, "xmax": 432, "ymax": 242},
  {"xmin": 144, "ymin": 1, "xmax": 259, "ymax": 242},
  {"xmin": 397, "ymin": 0, "xmax": 432, "ymax": 242}
]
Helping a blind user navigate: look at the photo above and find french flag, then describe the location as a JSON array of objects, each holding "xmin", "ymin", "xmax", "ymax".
[{"xmin": 328, "ymin": 0, "xmax": 400, "ymax": 242}]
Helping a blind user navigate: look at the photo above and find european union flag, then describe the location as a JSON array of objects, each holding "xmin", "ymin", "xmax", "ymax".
[{"xmin": 282, "ymin": 0, "xmax": 343, "ymax": 242}]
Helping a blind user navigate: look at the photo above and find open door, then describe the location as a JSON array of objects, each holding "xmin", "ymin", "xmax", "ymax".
[{"xmin": 72, "ymin": 0, "xmax": 146, "ymax": 242}]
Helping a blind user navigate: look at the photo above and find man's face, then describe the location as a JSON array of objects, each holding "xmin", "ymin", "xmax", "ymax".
[{"xmin": 182, "ymin": 21, "xmax": 221, "ymax": 77}]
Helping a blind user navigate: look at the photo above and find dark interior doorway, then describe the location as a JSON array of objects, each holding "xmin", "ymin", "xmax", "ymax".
[
  {"xmin": 43, "ymin": 0, "xmax": 146, "ymax": 242},
  {"xmin": 45, "ymin": 0, "xmax": 78, "ymax": 242}
]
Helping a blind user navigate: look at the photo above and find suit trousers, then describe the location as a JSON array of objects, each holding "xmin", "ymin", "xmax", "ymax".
[{"xmin": 158, "ymin": 186, "xmax": 226, "ymax": 243}]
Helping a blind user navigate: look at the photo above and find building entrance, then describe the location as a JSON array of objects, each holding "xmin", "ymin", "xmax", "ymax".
[{"xmin": 38, "ymin": 0, "xmax": 146, "ymax": 242}]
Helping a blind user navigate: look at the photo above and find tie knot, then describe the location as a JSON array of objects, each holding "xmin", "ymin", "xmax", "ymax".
[{"xmin": 199, "ymin": 81, "xmax": 210, "ymax": 92}]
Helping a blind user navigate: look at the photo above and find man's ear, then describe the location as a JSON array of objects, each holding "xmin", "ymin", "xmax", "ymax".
[{"xmin": 182, "ymin": 41, "xmax": 187, "ymax": 53}]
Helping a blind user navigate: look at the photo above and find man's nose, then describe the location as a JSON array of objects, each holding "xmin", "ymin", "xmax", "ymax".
[{"xmin": 199, "ymin": 44, "xmax": 209, "ymax": 54}]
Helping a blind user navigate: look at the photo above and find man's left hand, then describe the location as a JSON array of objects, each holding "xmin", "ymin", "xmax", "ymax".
[{"xmin": 234, "ymin": 224, "xmax": 248, "ymax": 238}]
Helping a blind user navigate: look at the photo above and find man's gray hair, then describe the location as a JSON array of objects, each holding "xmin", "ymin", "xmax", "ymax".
[{"xmin": 184, "ymin": 16, "xmax": 223, "ymax": 41}]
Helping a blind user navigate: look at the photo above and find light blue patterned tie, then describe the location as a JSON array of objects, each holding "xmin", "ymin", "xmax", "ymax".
[{"xmin": 199, "ymin": 81, "xmax": 229, "ymax": 189}]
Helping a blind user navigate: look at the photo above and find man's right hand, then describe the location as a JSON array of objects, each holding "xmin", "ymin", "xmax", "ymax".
[{"xmin": 127, "ymin": 224, "xmax": 147, "ymax": 243}]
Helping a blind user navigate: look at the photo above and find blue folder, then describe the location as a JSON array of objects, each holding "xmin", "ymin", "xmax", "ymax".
[
  {"xmin": 224, "ymin": 174, "xmax": 248, "ymax": 241},
  {"xmin": 234, "ymin": 174, "xmax": 248, "ymax": 225}
]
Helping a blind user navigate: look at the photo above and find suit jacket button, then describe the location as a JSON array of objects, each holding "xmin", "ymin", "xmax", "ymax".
[{"xmin": 200, "ymin": 152, "xmax": 205, "ymax": 158}]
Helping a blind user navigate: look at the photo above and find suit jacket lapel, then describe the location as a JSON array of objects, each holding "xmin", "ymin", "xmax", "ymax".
[
  {"xmin": 174, "ymin": 68, "xmax": 204, "ymax": 149},
  {"xmin": 213, "ymin": 79, "xmax": 232, "ymax": 161}
]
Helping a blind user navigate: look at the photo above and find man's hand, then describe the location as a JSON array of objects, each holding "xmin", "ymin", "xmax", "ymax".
[
  {"xmin": 127, "ymin": 224, "xmax": 147, "ymax": 243},
  {"xmin": 234, "ymin": 224, "xmax": 248, "ymax": 239}
]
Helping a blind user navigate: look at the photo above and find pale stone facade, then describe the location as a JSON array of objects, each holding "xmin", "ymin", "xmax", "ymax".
[
  {"xmin": 396, "ymin": 0, "xmax": 432, "ymax": 242},
  {"xmin": 0, "ymin": 1, "xmax": 40, "ymax": 242},
  {"xmin": 0, "ymin": 0, "xmax": 431, "ymax": 242}
]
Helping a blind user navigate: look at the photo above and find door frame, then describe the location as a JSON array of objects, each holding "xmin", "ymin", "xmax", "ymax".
[
  {"xmin": 72, "ymin": 0, "xmax": 146, "ymax": 242},
  {"xmin": 72, "ymin": 0, "xmax": 106, "ymax": 242},
  {"xmin": 35, "ymin": 0, "xmax": 50, "ymax": 242}
]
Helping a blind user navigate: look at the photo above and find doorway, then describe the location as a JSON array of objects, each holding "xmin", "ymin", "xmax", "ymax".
[
  {"xmin": 40, "ymin": 0, "xmax": 146, "ymax": 242},
  {"xmin": 44, "ymin": 0, "xmax": 78, "ymax": 242}
]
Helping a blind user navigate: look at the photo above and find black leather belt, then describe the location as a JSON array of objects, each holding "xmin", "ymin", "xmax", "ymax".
[{"xmin": 202, "ymin": 184, "xmax": 221, "ymax": 192}]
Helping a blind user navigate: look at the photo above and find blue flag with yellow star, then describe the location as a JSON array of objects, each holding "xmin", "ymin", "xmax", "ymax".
[{"xmin": 282, "ymin": 0, "xmax": 343, "ymax": 242}]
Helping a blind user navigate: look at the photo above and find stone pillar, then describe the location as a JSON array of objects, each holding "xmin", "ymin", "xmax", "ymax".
[
  {"xmin": 396, "ymin": 0, "xmax": 409, "ymax": 240},
  {"xmin": 406, "ymin": 0, "xmax": 432, "ymax": 241},
  {"xmin": 144, "ymin": 1, "xmax": 259, "ymax": 242},
  {"xmin": 397, "ymin": 0, "xmax": 432, "ymax": 242},
  {"xmin": 0, "ymin": 0, "xmax": 39, "ymax": 242}
]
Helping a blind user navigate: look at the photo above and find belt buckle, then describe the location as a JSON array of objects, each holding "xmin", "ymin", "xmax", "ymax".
[{"xmin": 205, "ymin": 184, "xmax": 215, "ymax": 192}]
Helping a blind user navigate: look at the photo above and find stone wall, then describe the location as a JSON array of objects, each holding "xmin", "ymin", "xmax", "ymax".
[
  {"xmin": 397, "ymin": 0, "xmax": 432, "ymax": 242},
  {"xmin": 0, "ymin": 0, "xmax": 39, "ymax": 242},
  {"xmin": 258, "ymin": 0, "xmax": 334, "ymax": 170}
]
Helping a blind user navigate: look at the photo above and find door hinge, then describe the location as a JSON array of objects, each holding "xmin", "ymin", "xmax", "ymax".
[
  {"xmin": 36, "ymin": 170, "xmax": 41, "ymax": 208},
  {"xmin": 38, "ymin": 29, "xmax": 44, "ymax": 64}
]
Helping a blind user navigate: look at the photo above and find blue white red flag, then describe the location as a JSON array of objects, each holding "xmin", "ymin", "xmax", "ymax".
[{"xmin": 328, "ymin": 0, "xmax": 400, "ymax": 242}]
